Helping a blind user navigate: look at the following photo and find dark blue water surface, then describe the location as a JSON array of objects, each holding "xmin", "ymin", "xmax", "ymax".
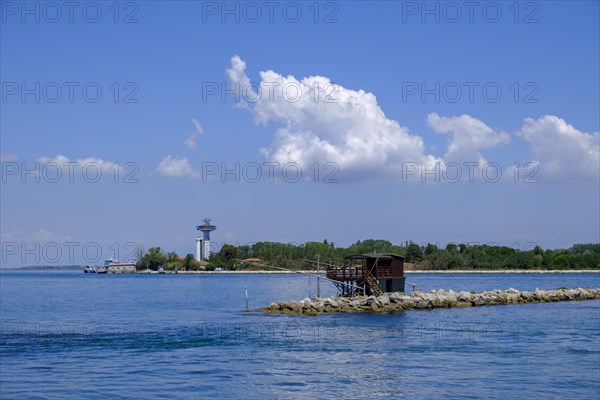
[{"xmin": 1, "ymin": 272, "xmax": 599, "ymax": 399}]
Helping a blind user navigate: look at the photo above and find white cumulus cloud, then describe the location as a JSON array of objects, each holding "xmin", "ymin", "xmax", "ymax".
[
  {"xmin": 156, "ymin": 155, "xmax": 199, "ymax": 178},
  {"xmin": 427, "ymin": 112, "xmax": 511, "ymax": 164},
  {"xmin": 226, "ymin": 56, "xmax": 597, "ymax": 183},
  {"xmin": 516, "ymin": 115, "xmax": 599, "ymax": 180},
  {"xmin": 227, "ymin": 55, "xmax": 441, "ymax": 181},
  {"xmin": 184, "ymin": 118, "xmax": 204, "ymax": 149}
]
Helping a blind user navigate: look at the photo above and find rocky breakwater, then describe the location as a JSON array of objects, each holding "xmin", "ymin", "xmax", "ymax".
[{"xmin": 260, "ymin": 287, "xmax": 600, "ymax": 315}]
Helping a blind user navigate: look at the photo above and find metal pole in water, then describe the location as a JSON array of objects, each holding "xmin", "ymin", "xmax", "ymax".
[
  {"xmin": 317, "ymin": 254, "xmax": 321, "ymax": 298},
  {"xmin": 245, "ymin": 286, "xmax": 248, "ymax": 311}
]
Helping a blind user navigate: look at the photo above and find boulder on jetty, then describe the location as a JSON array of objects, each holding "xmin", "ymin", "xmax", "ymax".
[{"xmin": 260, "ymin": 287, "xmax": 600, "ymax": 315}]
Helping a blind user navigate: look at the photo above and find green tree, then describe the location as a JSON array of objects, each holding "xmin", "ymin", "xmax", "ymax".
[
  {"xmin": 210, "ymin": 244, "xmax": 240, "ymax": 269},
  {"xmin": 447, "ymin": 252, "xmax": 465, "ymax": 269},
  {"xmin": 347, "ymin": 239, "xmax": 393, "ymax": 255},
  {"xmin": 426, "ymin": 250, "xmax": 449, "ymax": 270},
  {"xmin": 238, "ymin": 245, "xmax": 251, "ymax": 259},
  {"xmin": 406, "ymin": 242, "xmax": 423, "ymax": 262},
  {"xmin": 446, "ymin": 243, "xmax": 458, "ymax": 253},
  {"xmin": 183, "ymin": 253, "xmax": 195, "ymax": 271},
  {"xmin": 274, "ymin": 254, "xmax": 289, "ymax": 268},
  {"xmin": 219, "ymin": 244, "xmax": 239, "ymax": 262},
  {"xmin": 555, "ymin": 254, "xmax": 570, "ymax": 269},
  {"xmin": 424, "ymin": 243, "xmax": 439, "ymax": 256},
  {"xmin": 137, "ymin": 247, "xmax": 167, "ymax": 271},
  {"xmin": 165, "ymin": 251, "xmax": 180, "ymax": 269}
]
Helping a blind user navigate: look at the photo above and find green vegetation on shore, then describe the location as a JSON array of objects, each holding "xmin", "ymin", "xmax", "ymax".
[
  {"xmin": 7, "ymin": 242, "xmax": 599, "ymax": 271},
  {"xmin": 136, "ymin": 240, "xmax": 600, "ymax": 272}
]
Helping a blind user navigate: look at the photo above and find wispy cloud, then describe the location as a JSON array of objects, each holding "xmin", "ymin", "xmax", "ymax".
[
  {"xmin": 36, "ymin": 155, "xmax": 125, "ymax": 173},
  {"xmin": 1, "ymin": 228, "xmax": 74, "ymax": 242},
  {"xmin": 184, "ymin": 118, "xmax": 204, "ymax": 149},
  {"xmin": 0, "ymin": 153, "xmax": 19, "ymax": 162}
]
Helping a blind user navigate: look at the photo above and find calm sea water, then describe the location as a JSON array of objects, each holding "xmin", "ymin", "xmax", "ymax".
[{"xmin": 1, "ymin": 272, "xmax": 599, "ymax": 399}]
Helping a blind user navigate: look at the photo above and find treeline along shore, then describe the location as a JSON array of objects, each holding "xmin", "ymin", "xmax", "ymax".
[
  {"xmin": 5, "ymin": 241, "xmax": 599, "ymax": 272},
  {"xmin": 135, "ymin": 240, "xmax": 598, "ymax": 272}
]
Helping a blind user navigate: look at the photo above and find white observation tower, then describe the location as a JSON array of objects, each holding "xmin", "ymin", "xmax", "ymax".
[{"xmin": 196, "ymin": 218, "xmax": 216, "ymax": 261}]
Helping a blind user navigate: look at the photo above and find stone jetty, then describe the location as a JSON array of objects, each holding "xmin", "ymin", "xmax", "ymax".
[{"xmin": 260, "ymin": 287, "xmax": 600, "ymax": 315}]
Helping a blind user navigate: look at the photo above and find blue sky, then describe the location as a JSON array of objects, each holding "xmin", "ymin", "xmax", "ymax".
[{"xmin": 1, "ymin": 1, "xmax": 599, "ymax": 266}]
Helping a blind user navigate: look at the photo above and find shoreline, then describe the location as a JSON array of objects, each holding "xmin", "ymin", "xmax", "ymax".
[
  {"xmin": 3, "ymin": 269, "xmax": 599, "ymax": 274},
  {"xmin": 142, "ymin": 269, "xmax": 598, "ymax": 274},
  {"xmin": 404, "ymin": 269, "xmax": 600, "ymax": 274}
]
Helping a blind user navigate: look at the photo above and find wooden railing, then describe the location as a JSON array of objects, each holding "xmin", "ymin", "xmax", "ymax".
[
  {"xmin": 326, "ymin": 266, "xmax": 365, "ymax": 280},
  {"xmin": 327, "ymin": 266, "xmax": 403, "ymax": 280}
]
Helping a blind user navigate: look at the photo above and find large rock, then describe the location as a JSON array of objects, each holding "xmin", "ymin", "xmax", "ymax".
[
  {"xmin": 388, "ymin": 292, "xmax": 403, "ymax": 302},
  {"xmin": 366, "ymin": 295, "xmax": 380, "ymax": 306},
  {"xmin": 302, "ymin": 298, "xmax": 314, "ymax": 309},
  {"xmin": 349, "ymin": 299, "xmax": 362, "ymax": 308},
  {"xmin": 458, "ymin": 291, "xmax": 473, "ymax": 301},
  {"xmin": 377, "ymin": 293, "xmax": 391, "ymax": 306},
  {"xmin": 286, "ymin": 301, "xmax": 303, "ymax": 311},
  {"xmin": 505, "ymin": 293, "xmax": 519, "ymax": 304},
  {"xmin": 446, "ymin": 291, "xmax": 458, "ymax": 303}
]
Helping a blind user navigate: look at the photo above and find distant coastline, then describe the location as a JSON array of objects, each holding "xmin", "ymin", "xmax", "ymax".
[
  {"xmin": 405, "ymin": 269, "xmax": 600, "ymax": 274},
  {"xmin": 147, "ymin": 269, "xmax": 600, "ymax": 274},
  {"xmin": 2, "ymin": 267, "xmax": 599, "ymax": 274},
  {"xmin": 1, "ymin": 265, "xmax": 84, "ymax": 271}
]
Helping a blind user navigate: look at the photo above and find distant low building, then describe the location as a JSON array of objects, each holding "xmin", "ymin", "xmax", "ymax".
[{"xmin": 105, "ymin": 259, "xmax": 137, "ymax": 274}]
